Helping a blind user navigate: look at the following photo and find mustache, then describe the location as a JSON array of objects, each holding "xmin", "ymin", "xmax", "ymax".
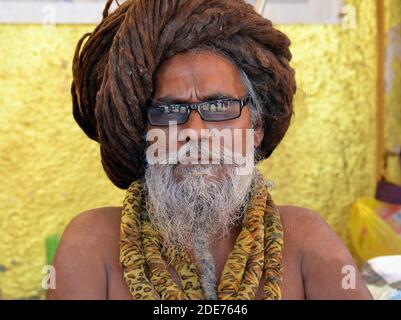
[{"xmin": 154, "ymin": 139, "xmax": 251, "ymax": 166}]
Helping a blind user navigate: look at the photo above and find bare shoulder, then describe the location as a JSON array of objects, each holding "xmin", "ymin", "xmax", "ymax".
[
  {"xmin": 276, "ymin": 205, "xmax": 372, "ymax": 300},
  {"xmin": 277, "ymin": 204, "xmax": 353, "ymax": 255},
  {"xmin": 276, "ymin": 204, "xmax": 332, "ymax": 257},
  {"xmin": 276, "ymin": 204, "xmax": 326, "ymax": 239},
  {"xmin": 55, "ymin": 206, "xmax": 122, "ymax": 255},
  {"xmin": 47, "ymin": 207, "xmax": 122, "ymax": 299},
  {"xmin": 63, "ymin": 206, "xmax": 122, "ymax": 241}
]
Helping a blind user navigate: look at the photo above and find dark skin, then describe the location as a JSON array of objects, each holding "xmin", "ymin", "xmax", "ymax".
[{"xmin": 48, "ymin": 51, "xmax": 372, "ymax": 300}]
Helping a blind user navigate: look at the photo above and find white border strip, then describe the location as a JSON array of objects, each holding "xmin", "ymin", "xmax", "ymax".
[
  {"xmin": 0, "ymin": 1, "xmax": 108, "ymax": 24},
  {"xmin": 0, "ymin": 0, "xmax": 343, "ymax": 25},
  {"xmin": 250, "ymin": 0, "xmax": 343, "ymax": 24}
]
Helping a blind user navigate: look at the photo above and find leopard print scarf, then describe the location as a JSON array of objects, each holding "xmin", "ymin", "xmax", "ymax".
[{"xmin": 119, "ymin": 171, "xmax": 284, "ymax": 300}]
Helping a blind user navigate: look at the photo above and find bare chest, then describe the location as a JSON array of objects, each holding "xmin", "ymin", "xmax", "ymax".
[{"xmin": 106, "ymin": 252, "xmax": 305, "ymax": 300}]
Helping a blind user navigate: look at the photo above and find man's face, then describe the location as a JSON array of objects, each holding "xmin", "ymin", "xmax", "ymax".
[
  {"xmin": 147, "ymin": 50, "xmax": 264, "ymax": 178},
  {"xmin": 143, "ymin": 50, "xmax": 261, "ymax": 252}
]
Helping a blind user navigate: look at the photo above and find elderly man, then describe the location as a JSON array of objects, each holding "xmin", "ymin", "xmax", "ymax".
[{"xmin": 48, "ymin": 0, "xmax": 372, "ymax": 300}]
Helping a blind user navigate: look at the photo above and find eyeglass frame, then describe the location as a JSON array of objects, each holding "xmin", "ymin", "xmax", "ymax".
[{"xmin": 144, "ymin": 95, "xmax": 252, "ymax": 126}]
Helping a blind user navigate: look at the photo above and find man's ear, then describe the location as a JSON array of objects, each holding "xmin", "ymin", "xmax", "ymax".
[{"xmin": 254, "ymin": 126, "xmax": 264, "ymax": 149}]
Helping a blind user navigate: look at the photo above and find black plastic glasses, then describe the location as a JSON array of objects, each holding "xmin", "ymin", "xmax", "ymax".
[{"xmin": 145, "ymin": 95, "xmax": 251, "ymax": 126}]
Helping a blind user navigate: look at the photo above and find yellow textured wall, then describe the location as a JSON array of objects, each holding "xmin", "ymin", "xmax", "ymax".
[
  {"xmin": 0, "ymin": 0, "xmax": 394, "ymax": 299},
  {"xmin": 384, "ymin": 0, "xmax": 401, "ymax": 184},
  {"xmin": 0, "ymin": 25, "xmax": 126, "ymax": 299},
  {"xmin": 259, "ymin": 0, "xmax": 378, "ymax": 250}
]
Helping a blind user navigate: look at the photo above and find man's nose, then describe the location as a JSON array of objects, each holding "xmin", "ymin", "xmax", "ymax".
[{"xmin": 179, "ymin": 110, "xmax": 208, "ymax": 141}]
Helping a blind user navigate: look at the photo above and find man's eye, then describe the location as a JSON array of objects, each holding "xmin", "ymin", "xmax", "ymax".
[
  {"xmin": 202, "ymin": 103, "xmax": 219, "ymax": 112},
  {"xmin": 160, "ymin": 105, "xmax": 184, "ymax": 113},
  {"xmin": 203, "ymin": 101, "xmax": 229, "ymax": 112},
  {"xmin": 216, "ymin": 101, "xmax": 228, "ymax": 111}
]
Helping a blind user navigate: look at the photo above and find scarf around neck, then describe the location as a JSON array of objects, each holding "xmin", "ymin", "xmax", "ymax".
[{"xmin": 119, "ymin": 170, "xmax": 284, "ymax": 300}]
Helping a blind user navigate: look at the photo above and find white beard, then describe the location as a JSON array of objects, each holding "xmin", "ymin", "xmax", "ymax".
[{"xmin": 143, "ymin": 140, "xmax": 257, "ymax": 299}]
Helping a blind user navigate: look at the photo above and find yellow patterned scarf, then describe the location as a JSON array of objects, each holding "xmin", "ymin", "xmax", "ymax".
[{"xmin": 119, "ymin": 171, "xmax": 284, "ymax": 300}]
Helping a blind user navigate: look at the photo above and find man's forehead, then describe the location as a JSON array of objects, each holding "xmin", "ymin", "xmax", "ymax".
[{"xmin": 153, "ymin": 51, "xmax": 246, "ymax": 102}]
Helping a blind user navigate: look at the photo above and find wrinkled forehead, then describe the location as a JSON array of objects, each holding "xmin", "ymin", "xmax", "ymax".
[{"xmin": 153, "ymin": 51, "xmax": 247, "ymax": 102}]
